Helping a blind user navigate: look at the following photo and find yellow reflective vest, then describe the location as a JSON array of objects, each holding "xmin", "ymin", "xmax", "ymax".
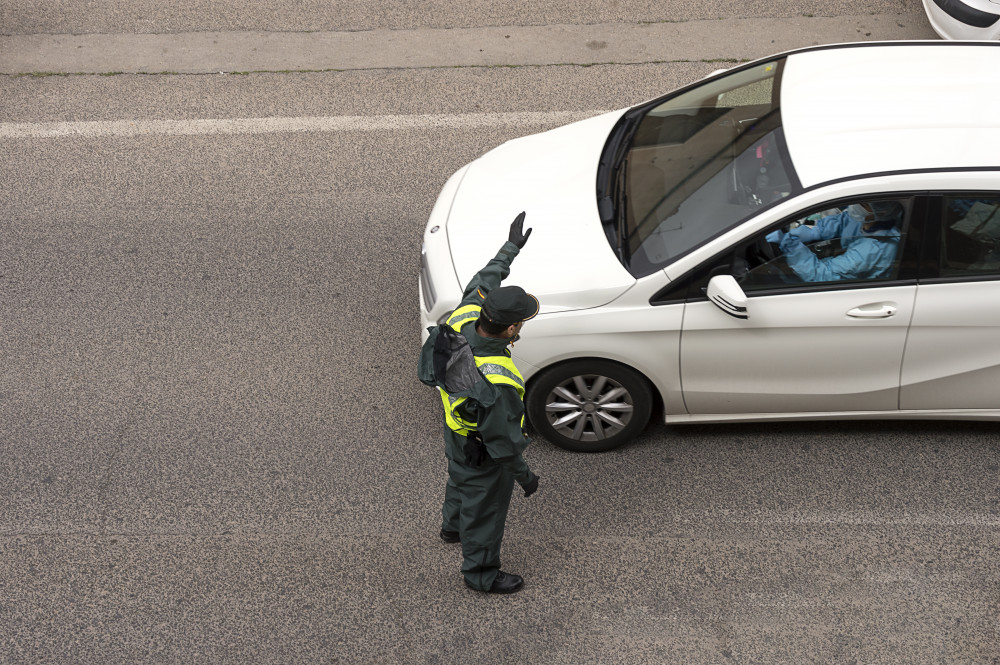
[{"xmin": 439, "ymin": 304, "xmax": 525, "ymax": 436}]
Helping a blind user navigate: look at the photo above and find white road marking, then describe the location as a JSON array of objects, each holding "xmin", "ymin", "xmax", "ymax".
[{"xmin": 0, "ymin": 111, "xmax": 610, "ymax": 139}]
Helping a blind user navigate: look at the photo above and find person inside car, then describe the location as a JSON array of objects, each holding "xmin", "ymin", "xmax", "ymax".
[{"xmin": 769, "ymin": 201, "xmax": 903, "ymax": 282}]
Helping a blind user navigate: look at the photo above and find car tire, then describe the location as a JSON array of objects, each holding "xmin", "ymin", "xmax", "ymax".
[{"xmin": 526, "ymin": 360, "xmax": 653, "ymax": 453}]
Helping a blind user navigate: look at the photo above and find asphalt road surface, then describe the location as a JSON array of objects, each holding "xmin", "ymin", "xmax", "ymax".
[{"xmin": 4, "ymin": 3, "xmax": 999, "ymax": 664}]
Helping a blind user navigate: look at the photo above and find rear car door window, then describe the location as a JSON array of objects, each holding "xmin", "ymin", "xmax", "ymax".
[{"xmin": 940, "ymin": 196, "xmax": 1000, "ymax": 277}]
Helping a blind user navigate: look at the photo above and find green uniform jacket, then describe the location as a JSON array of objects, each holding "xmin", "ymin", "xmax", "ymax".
[{"xmin": 445, "ymin": 241, "xmax": 533, "ymax": 488}]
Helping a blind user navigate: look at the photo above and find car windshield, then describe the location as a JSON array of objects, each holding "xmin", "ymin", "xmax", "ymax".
[{"xmin": 620, "ymin": 58, "xmax": 799, "ymax": 277}]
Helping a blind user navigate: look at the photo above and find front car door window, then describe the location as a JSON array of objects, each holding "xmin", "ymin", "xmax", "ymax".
[{"xmin": 737, "ymin": 198, "xmax": 911, "ymax": 291}]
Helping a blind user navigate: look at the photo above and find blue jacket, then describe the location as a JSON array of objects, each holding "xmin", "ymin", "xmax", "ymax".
[{"xmin": 781, "ymin": 210, "xmax": 901, "ymax": 282}]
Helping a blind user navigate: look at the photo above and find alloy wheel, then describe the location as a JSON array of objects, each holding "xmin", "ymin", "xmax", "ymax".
[{"xmin": 543, "ymin": 374, "xmax": 634, "ymax": 442}]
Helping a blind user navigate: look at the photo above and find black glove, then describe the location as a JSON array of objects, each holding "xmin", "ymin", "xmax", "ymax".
[
  {"xmin": 522, "ymin": 472, "xmax": 539, "ymax": 498},
  {"xmin": 463, "ymin": 431, "xmax": 488, "ymax": 468},
  {"xmin": 508, "ymin": 212, "xmax": 532, "ymax": 249}
]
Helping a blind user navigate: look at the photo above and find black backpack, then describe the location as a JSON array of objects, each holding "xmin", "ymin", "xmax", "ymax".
[{"xmin": 418, "ymin": 325, "xmax": 482, "ymax": 393}]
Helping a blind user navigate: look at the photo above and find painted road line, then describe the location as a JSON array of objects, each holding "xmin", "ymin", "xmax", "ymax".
[{"xmin": 0, "ymin": 111, "xmax": 613, "ymax": 139}]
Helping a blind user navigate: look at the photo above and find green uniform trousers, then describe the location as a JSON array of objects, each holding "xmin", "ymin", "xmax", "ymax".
[{"xmin": 441, "ymin": 432, "xmax": 516, "ymax": 591}]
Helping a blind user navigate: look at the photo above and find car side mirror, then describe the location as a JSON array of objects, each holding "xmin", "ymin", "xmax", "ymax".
[{"xmin": 706, "ymin": 275, "xmax": 748, "ymax": 319}]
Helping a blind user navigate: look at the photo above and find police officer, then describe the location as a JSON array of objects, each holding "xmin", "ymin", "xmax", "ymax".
[{"xmin": 436, "ymin": 212, "xmax": 540, "ymax": 594}]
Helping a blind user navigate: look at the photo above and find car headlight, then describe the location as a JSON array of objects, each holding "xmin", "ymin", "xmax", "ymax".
[{"xmin": 420, "ymin": 244, "xmax": 437, "ymax": 312}]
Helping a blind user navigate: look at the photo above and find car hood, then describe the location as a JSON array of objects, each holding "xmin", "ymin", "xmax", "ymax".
[{"xmin": 446, "ymin": 109, "xmax": 636, "ymax": 313}]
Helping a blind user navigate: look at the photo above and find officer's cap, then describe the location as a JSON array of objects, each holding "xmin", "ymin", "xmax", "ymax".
[{"xmin": 482, "ymin": 286, "xmax": 539, "ymax": 326}]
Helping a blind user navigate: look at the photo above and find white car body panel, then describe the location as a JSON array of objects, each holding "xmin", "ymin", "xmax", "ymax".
[
  {"xmin": 419, "ymin": 164, "xmax": 471, "ymax": 334},
  {"xmin": 680, "ymin": 286, "xmax": 917, "ymax": 414},
  {"xmin": 445, "ymin": 110, "xmax": 632, "ymax": 314},
  {"xmin": 509, "ymin": 270, "xmax": 685, "ymax": 414},
  {"xmin": 781, "ymin": 44, "xmax": 1000, "ymax": 189},
  {"xmin": 901, "ymin": 281, "xmax": 1000, "ymax": 409}
]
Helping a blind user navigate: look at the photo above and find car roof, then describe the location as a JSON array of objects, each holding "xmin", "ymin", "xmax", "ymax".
[{"xmin": 780, "ymin": 42, "xmax": 1000, "ymax": 189}]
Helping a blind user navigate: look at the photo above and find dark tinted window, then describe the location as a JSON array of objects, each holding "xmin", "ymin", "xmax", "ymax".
[{"xmin": 939, "ymin": 196, "xmax": 1000, "ymax": 277}]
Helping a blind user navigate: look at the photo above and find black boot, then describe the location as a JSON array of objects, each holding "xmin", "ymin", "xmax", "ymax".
[
  {"xmin": 439, "ymin": 528, "xmax": 460, "ymax": 543},
  {"xmin": 466, "ymin": 570, "xmax": 524, "ymax": 594}
]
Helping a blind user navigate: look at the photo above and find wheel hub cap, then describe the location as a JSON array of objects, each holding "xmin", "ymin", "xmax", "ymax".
[{"xmin": 543, "ymin": 374, "xmax": 634, "ymax": 442}]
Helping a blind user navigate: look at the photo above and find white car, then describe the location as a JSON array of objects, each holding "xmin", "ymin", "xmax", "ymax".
[
  {"xmin": 922, "ymin": 0, "xmax": 1000, "ymax": 40},
  {"xmin": 419, "ymin": 41, "xmax": 1000, "ymax": 452}
]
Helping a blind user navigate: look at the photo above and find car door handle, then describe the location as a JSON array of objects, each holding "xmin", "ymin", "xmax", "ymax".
[{"xmin": 846, "ymin": 303, "xmax": 897, "ymax": 319}]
